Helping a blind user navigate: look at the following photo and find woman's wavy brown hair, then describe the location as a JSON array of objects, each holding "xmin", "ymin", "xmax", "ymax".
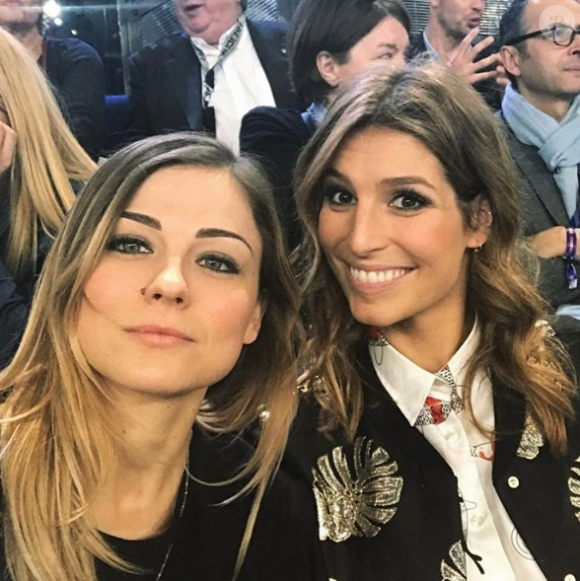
[
  {"xmin": 294, "ymin": 62, "xmax": 576, "ymax": 453},
  {"xmin": 0, "ymin": 133, "xmax": 302, "ymax": 581}
]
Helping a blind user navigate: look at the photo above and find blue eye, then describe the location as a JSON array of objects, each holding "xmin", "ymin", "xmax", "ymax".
[
  {"xmin": 390, "ymin": 190, "xmax": 431, "ymax": 212},
  {"xmin": 197, "ymin": 254, "xmax": 240, "ymax": 274},
  {"xmin": 107, "ymin": 235, "xmax": 152, "ymax": 254}
]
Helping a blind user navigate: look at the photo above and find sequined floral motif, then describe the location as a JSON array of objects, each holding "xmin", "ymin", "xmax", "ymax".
[
  {"xmin": 441, "ymin": 541, "xmax": 467, "ymax": 581},
  {"xmin": 516, "ymin": 409, "xmax": 544, "ymax": 460},
  {"xmin": 312, "ymin": 436, "xmax": 403, "ymax": 543},
  {"xmin": 568, "ymin": 455, "xmax": 580, "ymax": 522}
]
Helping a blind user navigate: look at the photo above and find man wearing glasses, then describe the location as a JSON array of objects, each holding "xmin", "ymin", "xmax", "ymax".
[{"xmin": 500, "ymin": 0, "xmax": 580, "ymax": 322}]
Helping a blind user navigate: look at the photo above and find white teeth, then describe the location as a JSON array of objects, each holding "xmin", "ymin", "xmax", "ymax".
[{"xmin": 350, "ymin": 267, "xmax": 409, "ymax": 284}]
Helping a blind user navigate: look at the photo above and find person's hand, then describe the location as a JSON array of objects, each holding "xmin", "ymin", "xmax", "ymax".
[
  {"xmin": 529, "ymin": 227, "xmax": 569, "ymax": 259},
  {"xmin": 446, "ymin": 27, "xmax": 501, "ymax": 85},
  {"xmin": 0, "ymin": 120, "xmax": 17, "ymax": 175},
  {"xmin": 495, "ymin": 63, "xmax": 509, "ymax": 89}
]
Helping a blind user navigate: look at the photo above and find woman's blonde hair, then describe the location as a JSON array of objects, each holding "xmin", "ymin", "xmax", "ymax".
[
  {"xmin": 0, "ymin": 133, "xmax": 302, "ymax": 581},
  {"xmin": 0, "ymin": 25, "xmax": 95, "ymax": 282},
  {"xmin": 295, "ymin": 63, "xmax": 576, "ymax": 454}
]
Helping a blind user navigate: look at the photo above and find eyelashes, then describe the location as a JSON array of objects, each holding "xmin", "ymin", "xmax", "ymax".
[
  {"xmin": 196, "ymin": 254, "xmax": 240, "ymax": 274},
  {"xmin": 322, "ymin": 183, "xmax": 433, "ymax": 212},
  {"xmin": 390, "ymin": 189, "xmax": 433, "ymax": 212},
  {"xmin": 106, "ymin": 235, "xmax": 241, "ymax": 274},
  {"xmin": 107, "ymin": 235, "xmax": 152, "ymax": 254}
]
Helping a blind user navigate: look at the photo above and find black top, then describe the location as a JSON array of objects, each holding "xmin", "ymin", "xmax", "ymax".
[
  {"xmin": 0, "ymin": 191, "xmax": 51, "ymax": 369},
  {"xmin": 284, "ymin": 329, "xmax": 580, "ymax": 580},
  {"xmin": 44, "ymin": 37, "xmax": 106, "ymax": 158},
  {"xmin": 0, "ymin": 426, "xmax": 327, "ymax": 581},
  {"xmin": 406, "ymin": 32, "xmax": 502, "ymax": 111},
  {"xmin": 240, "ymin": 106, "xmax": 313, "ymax": 250}
]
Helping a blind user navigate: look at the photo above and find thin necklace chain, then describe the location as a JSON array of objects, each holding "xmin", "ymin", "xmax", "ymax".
[{"xmin": 155, "ymin": 459, "xmax": 190, "ymax": 581}]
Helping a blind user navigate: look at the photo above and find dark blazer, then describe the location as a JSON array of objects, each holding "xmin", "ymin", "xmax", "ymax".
[
  {"xmin": 284, "ymin": 334, "xmax": 580, "ymax": 581},
  {"xmin": 45, "ymin": 37, "xmax": 106, "ymax": 158},
  {"xmin": 0, "ymin": 193, "xmax": 51, "ymax": 370},
  {"xmin": 407, "ymin": 31, "xmax": 502, "ymax": 111},
  {"xmin": 128, "ymin": 20, "xmax": 298, "ymax": 137},
  {"xmin": 240, "ymin": 106, "xmax": 313, "ymax": 250},
  {"xmin": 501, "ymin": 118, "xmax": 580, "ymax": 310}
]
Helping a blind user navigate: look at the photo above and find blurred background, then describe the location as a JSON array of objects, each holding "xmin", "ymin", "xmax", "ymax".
[{"xmin": 43, "ymin": 0, "xmax": 512, "ymax": 95}]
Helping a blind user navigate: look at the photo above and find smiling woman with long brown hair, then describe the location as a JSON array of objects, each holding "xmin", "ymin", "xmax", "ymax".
[
  {"xmin": 0, "ymin": 133, "xmax": 324, "ymax": 581},
  {"xmin": 284, "ymin": 63, "xmax": 580, "ymax": 580}
]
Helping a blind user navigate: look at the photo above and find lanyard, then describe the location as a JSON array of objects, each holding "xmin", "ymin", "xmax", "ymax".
[{"xmin": 191, "ymin": 20, "xmax": 244, "ymax": 109}]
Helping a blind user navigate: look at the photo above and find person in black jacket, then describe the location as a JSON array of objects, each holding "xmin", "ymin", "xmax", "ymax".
[
  {"xmin": 0, "ymin": 133, "xmax": 324, "ymax": 581},
  {"xmin": 240, "ymin": 0, "xmax": 410, "ymax": 250},
  {"xmin": 285, "ymin": 62, "xmax": 580, "ymax": 580},
  {"xmin": 128, "ymin": 0, "xmax": 298, "ymax": 154},
  {"xmin": 0, "ymin": 0, "xmax": 106, "ymax": 157},
  {"xmin": 0, "ymin": 26, "xmax": 95, "ymax": 370}
]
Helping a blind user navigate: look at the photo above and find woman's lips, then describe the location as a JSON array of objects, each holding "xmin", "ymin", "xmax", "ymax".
[{"xmin": 126, "ymin": 325, "xmax": 193, "ymax": 347}]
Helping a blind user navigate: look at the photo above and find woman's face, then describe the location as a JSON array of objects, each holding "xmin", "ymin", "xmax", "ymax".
[
  {"xmin": 0, "ymin": 0, "xmax": 41, "ymax": 26},
  {"xmin": 317, "ymin": 128, "xmax": 487, "ymax": 336},
  {"xmin": 77, "ymin": 165, "xmax": 264, "ymax": 399},
  {"xmin": 326, "ymin": 16, "xmax": 409, "ymax": 89}
]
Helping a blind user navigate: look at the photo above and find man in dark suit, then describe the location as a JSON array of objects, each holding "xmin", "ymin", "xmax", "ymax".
[
  {"xmin": 406, "ymin": 0, "xmax": 503, "ymax": 108},
  {"xmin": 499, "ymin": 0, "xmax": 580, "ymax": 317},
  {"xmin": 128, "ymin": 0, "xmax": 297, "ymax": 152}
]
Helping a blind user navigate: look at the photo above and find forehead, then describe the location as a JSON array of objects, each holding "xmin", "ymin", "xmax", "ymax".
[
  {"xmin": 524, "ymin": 0, "xmax": 580, "ymax": 28},
  {"xmin": 333, "ymin": 128, "xmax": 447, "ymax": 181},
  {"xmin": 364, "ymin": 15, "xmax": 408, "ymax": 42},
  {"xmin": 125, "ymin": 166, "xmax": 261, "ymax": 241}
]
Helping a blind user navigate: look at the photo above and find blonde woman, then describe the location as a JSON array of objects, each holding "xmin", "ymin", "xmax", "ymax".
[
  {"xmin": 285, "ymin": 63, "xmax": 580, "ymax": 580},
  {"xmin": 0, "ymin": 24, "xmax": 96, "ymax": 368},
  {"xmin": 0, "ymin": 132, "xmax": 323, "ymax": 581}
]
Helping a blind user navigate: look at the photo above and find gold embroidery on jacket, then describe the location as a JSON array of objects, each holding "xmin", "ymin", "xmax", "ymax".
[
  {"xmin": 440, "ymin": 541, "xmax": 467, "ymax": 581},
  {"xmin": 568, "ymin": 455, "xmax": 580, "ymax": 522},
  {"xmin": 312, "ymin": 437, "xmax": 403, "ymax": 543},
  {"xmin": 516, "ymin": 409, "xmax": 544, "ymax": 460}
]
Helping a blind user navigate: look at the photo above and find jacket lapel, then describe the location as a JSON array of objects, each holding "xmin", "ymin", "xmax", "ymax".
[
  {"xmin": 491, "ymin": 373, "xmax": 527, "ymax": 481},
  {"xmin": 508, "ymin": 131, "xmax": 570, "ymax": 226},
  {"xmin": 167, "ymin": 34, "xmax": 204, "ymax": 131},
  {"xmin": 355, "ymin": 342, "xmax": 452, "ymax": 471},
  {"xmin": 247, "ymin": 21, "xmax": 294, "ymax": 109}
]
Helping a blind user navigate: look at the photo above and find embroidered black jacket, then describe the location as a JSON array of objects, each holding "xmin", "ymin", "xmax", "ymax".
[{"xmin": 284, "ymin": 333, "xmax": 580, "ymax": 581}]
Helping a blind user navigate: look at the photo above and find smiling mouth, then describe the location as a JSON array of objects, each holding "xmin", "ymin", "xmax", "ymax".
[{"xmin": 349, "ymin": 266, "xmax": 412, "ymax": 285}]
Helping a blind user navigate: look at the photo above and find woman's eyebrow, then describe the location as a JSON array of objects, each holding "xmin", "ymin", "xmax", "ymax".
[
  {"xmin": 196, "ymin": 228, "xmax": 253, "ymax": 255},
  {"xmin": 120, "ymin": 211, "xmax": 162, "ymax": 230}
]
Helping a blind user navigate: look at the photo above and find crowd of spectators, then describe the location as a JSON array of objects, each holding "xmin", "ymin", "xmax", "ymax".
[
  {"xmin": 0, "ymin": 0, "xmax": 579, "ymax": 578},
  {"xmin": 0, "ymin": 0, "xmax": 579, "ymax": 359}
]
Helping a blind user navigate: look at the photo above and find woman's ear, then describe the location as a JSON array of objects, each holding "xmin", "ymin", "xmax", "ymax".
[
  {"xmin": 243, "ymin": 294, "xmax": 267, "ymax": 345},
  {"xmin": 316, "ymin": 51, "xmax": 342, "ymax": 88},
  {"xmin": 466, "ymin": 197, "xmax": 493, "ymax": 249}
]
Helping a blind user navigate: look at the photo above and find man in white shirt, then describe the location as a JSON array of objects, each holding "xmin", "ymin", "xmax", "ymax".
[{"xmin": 128, "ymin": 0, "xmax": 298, "ymax": 152}]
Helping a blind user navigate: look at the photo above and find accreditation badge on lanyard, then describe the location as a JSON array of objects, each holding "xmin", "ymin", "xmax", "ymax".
[{"xmin": 192, "ymin": 20, "xmax": 245, "ymax": 110}]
